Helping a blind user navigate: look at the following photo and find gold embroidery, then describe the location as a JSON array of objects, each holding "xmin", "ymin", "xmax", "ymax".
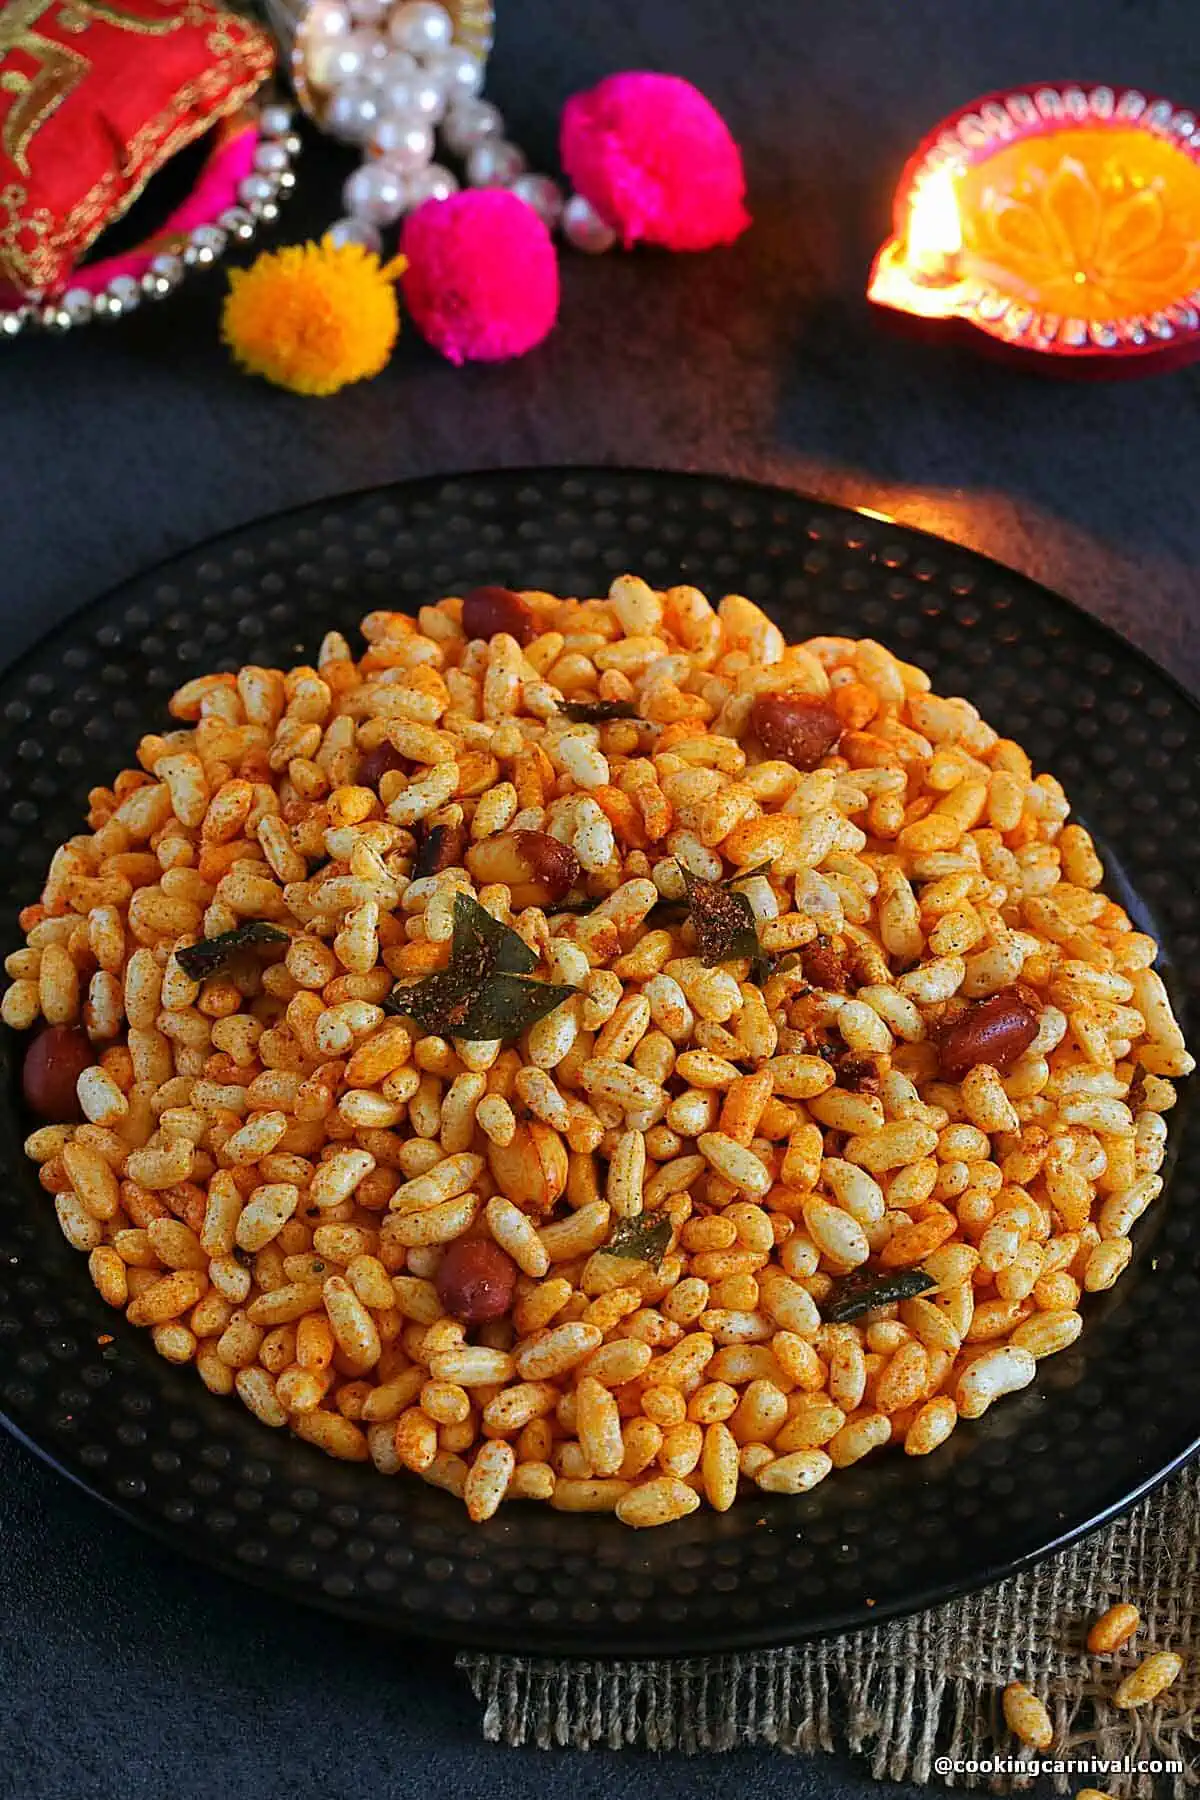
[
  {"xmin": 62, "ymin": 0, "xmax": 185, "ymax": 34},
  {"xmin": 0, "ymin": 0, "xmax": 185, "ymax": 51},
  {"xmin": 0, "ymin": 0, "xmax": 190, "ymax": 173},
  {"xmin": 1, "ymin": 37, "xmax": 87, "ymax": 174},
  {"xmin": 0, "ymin": 0, "xmax": 63, "ymax": 56}
]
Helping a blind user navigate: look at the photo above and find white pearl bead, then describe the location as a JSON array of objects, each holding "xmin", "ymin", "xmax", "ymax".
[
  {"xmin": 404, "ymin": 161, "xmax": 459, "ymax": 206},
  {"xmin": 511, "ymin": 173, "xmax": 564, "ymax": 228},
  {"xmin": 145, "ymin": 253, "xmax": 185, "ymax": 292},
  {"xmin": 366, "ymin": 48, "xmax": 417, "ymax": 88},
  {"xmin": 369, "ymin": 108, "xmax": 420, "ymax": 157},
  {"xmin": 422, "ymin": 45, "xmax": 485, "ymax": 99},
  {"xmin": 387, "ymin": 0, "xmax": 452, "ymax": 56},
  {"xmin": 376, "ymin": 71, "xmax": 445, "ymax": 122},
  {"xmin": 239, "ymin": 172, "xmax": 278, "ymax": 208},
  {"xmin": 344, "ymin": 160, "xmax": 407, "ymax": 225},
  {"xmin": 254, "ymin": 140, "xmax": 290, "ymax": 175},
  {"xmin": 465, "ymin": 139, "xmax": 527, "ymax": 188},
  {"xmin": 349, "ymin": 0, "xmax": 390, "ymax": 22},
  {"xmin": 259, "ymin": 102, "xmax": 294, "ymax": 138},
  {"xmin": 439, "ymin": 97, "xmax": 504, "ymax": 155},
  {"xmin": 59, "ymin": 287, "xmax": 95, "ymax": 323},
  {"xmin": 98, "ymin": 274, "xmax": 141, "ymax": 316},
  {"xmin": 189, "ymin": 224, "xmax": 228, "ymax": 261},
  {"xmin": 326, "ymin": 215, "xmax": 383, "ymax": 252},
  {"xmin": 562, "ymin": 193, "xmax": 617, "ymax": 253},
  {"xmin": 304, "ymin": 38, "xmax": 345, "ymax": 89},
  {"xmin": 413, "ymin": 74, "xmax": 447, "ymax": 119},
  {"xmin": 372, "ymin": 115, "xmax": 434, "ymax": 168},
  {"xmin": 325, "ymin": 82, "xmax": 381, "ymax": 142},
  {"xmin": 320, "ymin": 27, "xmax": 380, "ymax": 86},
  {"xmin": 305, "ymin": 0, "xmax": 353, "ymax": 43}
]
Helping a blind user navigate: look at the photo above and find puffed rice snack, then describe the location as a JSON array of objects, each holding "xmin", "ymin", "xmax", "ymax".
[{"xmin": 4, "ymin": 575, "xmax": 1191, "ymax": 1526}]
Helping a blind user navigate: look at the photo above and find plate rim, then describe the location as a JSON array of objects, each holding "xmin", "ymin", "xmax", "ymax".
[
  {"xmin": 1, "ymin": 462, "xmax": 1197, "ymax": 730},
  {"xmin": 2, "ymin": 463, "xmax": 1198, "ymax": 1657},
  {"xmin": 5, "ymin": 461, "xmax": 1200, "ymax": 733},
  {"xmin": 5, "ymin": 1382, "xmax": 1198, "ymax": 1659}
]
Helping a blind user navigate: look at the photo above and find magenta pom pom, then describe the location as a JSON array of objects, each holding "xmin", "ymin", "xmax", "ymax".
[
  {"xmin": 399, "ymin": 189, "xmax": 560, "ymax": 365},
  {"xmin": 560, "ymin": 71, "xmax": 750, "ymax": 252}
]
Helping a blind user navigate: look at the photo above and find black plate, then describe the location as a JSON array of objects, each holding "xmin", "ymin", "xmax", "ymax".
[{"xmin": 1, "ymin": 469, "xmax": 1198, "ymax": 1657}]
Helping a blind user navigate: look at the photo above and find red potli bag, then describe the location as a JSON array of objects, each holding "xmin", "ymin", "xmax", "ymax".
[{"xmin": 0, "ymin": 0, "xmax": 275, "ymax": 293}]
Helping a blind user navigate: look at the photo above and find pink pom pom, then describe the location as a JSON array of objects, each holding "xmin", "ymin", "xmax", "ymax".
[
  {"xmin": 560, "ymin": 71, "xmax": 750, "ymax": 252},
  {"xmin": 399, "ymin": 189, "xmax": 559, "ymax": 365}
]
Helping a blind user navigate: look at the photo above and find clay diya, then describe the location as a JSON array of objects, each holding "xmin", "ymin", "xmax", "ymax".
[{"xmin": 867, "ymin": 84, "xmax": 1200, "ymax": 376}]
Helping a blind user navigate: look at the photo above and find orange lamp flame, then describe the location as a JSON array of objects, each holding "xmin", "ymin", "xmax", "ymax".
[
  {"xmin": 866, "ymin": 162, "xmax": 970, "ymax": 320},
  {"xmin": 904, "ymin": 166, "xmax": 963, "ymax": 277}
]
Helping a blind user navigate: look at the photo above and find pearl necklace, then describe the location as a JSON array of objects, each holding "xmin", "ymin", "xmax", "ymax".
[{"xmin": 294, "ymin": 0, "xmax": 616, "ymax": 252}]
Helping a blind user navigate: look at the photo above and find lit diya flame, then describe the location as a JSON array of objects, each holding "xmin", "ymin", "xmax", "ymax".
[
  {"xmin": 905, "ymin": 165, "xmax": 964, "ymax": 279},
  {"xmin": 867, "ymin": 163, "xmax": 971, "ymax": 319},
  {"xmin": 867, "ymin": 84, "xmax": 1200, "ymax": 376}
]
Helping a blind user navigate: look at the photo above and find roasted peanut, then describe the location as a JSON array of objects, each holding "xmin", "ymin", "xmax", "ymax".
[
  {"xmin": 750, "ymin": 693, "xmax": 841, "ymax": 771},
  {"xmin": 461, "ymin": 586, "xmax": 537, "ymax": 646},
  {"xmin": 939, "ymin": 990, "xmax": 1039, "ymax": 1081},
  {"xmin": 465, "ymin": 831, "xmax": 580, "ymax": 908},
  {"xmin": 435, "ymin": 1238, "xmax": 518, "ymax": 1324}
]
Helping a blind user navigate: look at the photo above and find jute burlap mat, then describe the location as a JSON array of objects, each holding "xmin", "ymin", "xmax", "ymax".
[{"xmin": 458, "ymin": 1463, "xmax": 1199, "ymax": 1792}]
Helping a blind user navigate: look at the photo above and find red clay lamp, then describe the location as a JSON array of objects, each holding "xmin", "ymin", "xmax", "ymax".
[{"xmin": 867, "ymin": 84, "xmax": 1200, "ymax": 376}]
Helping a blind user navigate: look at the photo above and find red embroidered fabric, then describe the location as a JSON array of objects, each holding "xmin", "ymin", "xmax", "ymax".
[{"xmin": 0, "ymin": 0, "xmax": 275, "ymax": 293}]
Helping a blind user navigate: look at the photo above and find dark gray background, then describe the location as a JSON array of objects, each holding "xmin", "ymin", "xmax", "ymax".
[{"xmin": 3, "ymin": 0, "xmax": 1198, "ymax": 1795}]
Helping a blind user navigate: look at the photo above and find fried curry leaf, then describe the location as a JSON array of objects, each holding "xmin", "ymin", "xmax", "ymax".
[
  {"xmin": 605, "ymin": 1213, "xmax": 673, "ymax": 1268},
  {"xmin": 174, "ymin": 921, "xmax": 289, "ymax": 981},
  {"xmin": 558, "ymin": 698, "xmax": 644, "ymax": 723},
  {"xmin": 384, "ymin": 893, "xmax": 575, "ymax": 1042},
  {"xmin": 387, "ymin": 970, "xmax": 577, "ymax": 1041},
  {"xmin": 451, "ymin": 890, "xmax": 537, "ymax": 975},
  {"xmin": 458, "ymin": 973, "xmax": 579, "ymax": 1040},
  {"xmin": 679, "ymin": 865, "xmax": 770, "ymax": 983},
  {"xmin": 823, "ymin": 1267, "xmax": 936, "ymax": 1324},
  {"xmin": 383, "ymin": 959, "xmax": 483, "ymax": 1033}
]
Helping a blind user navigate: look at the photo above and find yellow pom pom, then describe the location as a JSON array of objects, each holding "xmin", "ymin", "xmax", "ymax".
[{"xmin": 221, "ymin": 238, "xmax": 407, "ymax": 396}]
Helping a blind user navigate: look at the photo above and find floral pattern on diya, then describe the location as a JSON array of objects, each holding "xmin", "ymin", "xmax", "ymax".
[{"xmin": 964, "ymin": 138, "xmax": 1200, "ymax": 321}]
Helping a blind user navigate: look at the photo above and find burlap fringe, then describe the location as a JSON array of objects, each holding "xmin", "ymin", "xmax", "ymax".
[
  {"xmin": 458, "ymin": 1466, "xmax": 1200, "ymax": 1794},
  {"xmin": 459, "ymin": 1645, "xmax": 1198, "ymax": 1791}
]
